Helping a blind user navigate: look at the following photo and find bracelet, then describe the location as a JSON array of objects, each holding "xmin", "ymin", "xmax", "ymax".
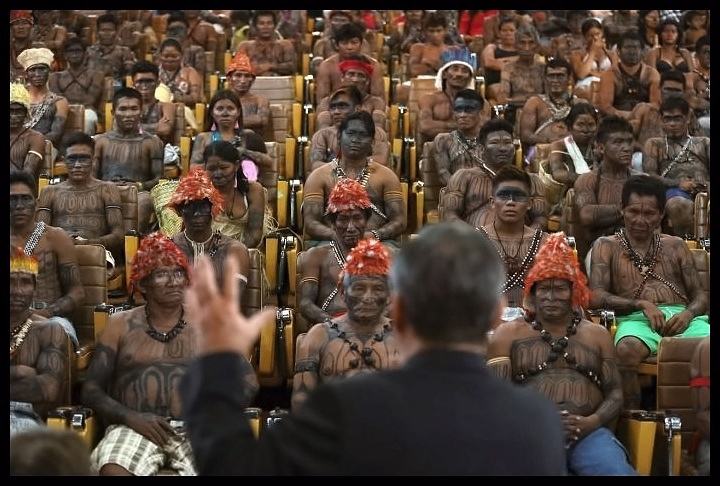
[{"xmin": 370, "ymin": 229, "xmax": 381, "ymax": 241}]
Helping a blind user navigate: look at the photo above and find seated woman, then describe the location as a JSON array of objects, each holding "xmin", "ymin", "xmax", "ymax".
[
  {"xmin": 544, "ymin": 103, "xmax": 599, "ymax": 209},
  {"xmin": 643, "ymin": 19, "xmax": 694, "ymax": 74},
  {"xmin": 570, "ymin": 18, "xmax": 616, "ymax": 101},
  {"xmin": 204, "ymin": 141, "xmax": 275, "ymax": 249},
  {"xmin": 190, "ymin": 89, "xmax": 273, "ymax": 184},
  {"xmin": 156, "ymin": 37, "xmax": 204, "ymax": 107}
]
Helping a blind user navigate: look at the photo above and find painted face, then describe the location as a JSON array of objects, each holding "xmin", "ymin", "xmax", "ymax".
[
  {"xmin": 9, "ymin": 103, "xmax": 27, "ymax": 129},
  {"xmin": 341, "ymin": 68, "xmax": 369, "ymax": 91},
  {"xmin": 64, "ymin": 44, "xmax": 85, "ymax": 65},
  {"xmin": 205, "ymin": 155, "xmax": 239, "ymax": 189},
  {"xmin": 660, "ymin": 80, "xmax": 684, "ymax": 102},
  {"xmin": 338, "ymin": 37, "xmax": 362, "ymax": 57},
  {"xmin": 453, "ymin": 97, "xmax": 482, "ymax": 130},
  {"xmin": 160, "ymin": 46, "xmax": 182, "ymax": 72},
  {"xmin": 661, "ymin": 107, "xmax": 689, "ymax": 138},
  {"xmin": 10, "ymin": 182, "xmax": 36, "ymax": 226},
  {"xmin": 533, "ymin": 278, "xmax": 573, "ymax": 320},
  {"xmin": 599, "ymin": 131, "xmax": 633, "ymax": 167},
  {"xmin": 618, "ymin": 39, "xmax": 642, "ymax": 66},
  {"xmin": 483, "ymin": 130, "xmax": 515, "ymax": 166},
  {"xmin": 166, "ymin": 21, "xmax": 188, "ymax": 41},
  {"xmin": 333, "ymin": 208, "xmax": 368, "ymax": 248},
  {"xmin": 344, "ymin": 275, "xmax": 390, "ymax": 323},
  {"xmin": 255, "ymin": 14, "xmax": 276, "ymax": 39},
  {"xmin": 180, "ymin": 199, "xmax": 213, "ymax": 232},
  {"xmin": 142, "ymin": 264, "xmax": 188, "ymax": 305},
  {"xmin": 329, "ymin": 93, "xmax": 356, "ymax": 127},
  {"xmin": 229, "ymin": 71, "xmax": 254, "ymax": 94},
  {"xmin": 10, "ymin": 272, "xmax": 35, "ymax": 315},
  {"xmin": 492, "ymin": 180, "xmax": 530, "ymax": 224},
  {"xmin": 544, "ymin": 67, "xmax": 569, "ymax": 95},
  {"xmin": 622, "ymin": 193, "xmax": 663, "ymax": 240},
  {"xmin": 26, "ymin": 64, "xmax": 50, "ymax": 87},
  {"xmin": 97, "ymin": 21, "xmax": 117, "ymax": 45},
  {"xmin": 570, "ymin": 113, "xmax": 598, "ymax": 145},
  {"xmin": 65, "ymin": 144, "xmax": 94, "ymax": 183},
  {"xmin": 339, "ymin": 118, "xmax": 373, "ymax": 158},
  {"xmin": 113, "ymin": 96, "xmax": 142, "ymax": 131},
  {"xmin": 212, "ymin": 98, "xmax": 240, "ymax": 128},
  {"xmin": 516, "ymin": 34, "xmax": 537, "ymax": 58},
  {"xmin": 132, "ymin": 72, "xmax": 158, "ymax": 99},
  {"xmin": 444, "ymin": 64, "xmax": 473, "ymax": 89}
]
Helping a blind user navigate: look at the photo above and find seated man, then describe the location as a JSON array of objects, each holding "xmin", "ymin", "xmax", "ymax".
[
  {"xmin": 130, "ymin": 60, "xmax": 175, "ymax": 143},
  {"xmin": 17, "ymin": 47, "xmax": 69, "ymax": 150},
  {"xmin": 235, "ymin": 10, "xmax": 297, "ymax": 76},
  {"xmin": 589, "ymin": 175, "xmax": 709, "ymax": 409},
  {"xmin": 407, "ymin": 12, "xmax": 453, "ymax": 77},
  {"xmin": 93, "ymin": 87, "xmax": 164, "ymax": 234},
  {"xmin": 183, "ymin": 10, "xmax": 217, "ymax": 53},
  {"xmin": 573, "ymin": 116, "xmax": 640, "ymax": 261},
  {"xmin": 309, "ymin": 86, "xmax": 390, "ymax": 175},
  {"xmin": 299, "ymin": 179, "xmax": 374, "ymax": 325},
  {"xmin": 85, "ymin": 13, "xmax": 137, "ymax": 86},
  {"xmin": 226, "ymin": 52, "xmax": 270, "ymax": 137},
  {"xmin": 477, "ymin": 166, "xmax": 547, "ymax": 321},
  {"xmin": 10, "ymin": 170, "xmax": 84, "ymax": 319},
  {"xmin": 168, "ymin": 166, "xmax": 250, "ymax": 309},
  {"xmin": 163, "ymin": 10, "xmax": 207, "ymax": 77},
  {"xmin": 81, "ymin": 234, "xmax": 238, "ymax": 475},
  {"xmin": 690, "ymin": 336, "xmax": 710, "ymax": 476},
  {"xmin": 304, "ymin": 111, "xmax": 406, "ymax": 246},
  {"xmin": 312, "ymin": 10, "xmax": 374, "ymax": 61},
  {"xmin": 292, "ymin": 238, "xmax": 400, "ymax": 410},
  {"xmin": 686, "ymin": 36, "xmax": 710, "ymax": 136},
  {"xmin": 642, "ymin": 97, "xmax": 710, "ymax": 237},
  {"xmin": 10, "ymin": 247, "xmax": 75, "ymax": 437},
  {"xmin": 495, "ymin": 24, "xmax": 544, "ymax": 120},
  {"xmin": 433, "ymin": 89, "xmax": 487, "ymax": 186},
  {"xmin": 315, "ymin": 22, "xmax": 385, "ymax": 104},
  {"xmin": 442, "ymin": 119, "xmax": 547, "ymax": 230},
  {"xmin": 36, "ymin": 132, "xmax": 124, "ymax": 280},
  {"xmin": 48, "ymin": 37, "xmax": 103, "ymax": 135},
  {"xmin": 316, "ymin": 54, "xmax": 386, "ymax": 130},
  {"xmin": 418, "ymin": 48, "xmax": 478, "ymax": 146},
  {"xmin": 9, "ymin": 82, "xmax": 45, "ymax": 180},
  {"xmin": 488, "ymin": 233, "xmax": 636, "ymax": 475}
]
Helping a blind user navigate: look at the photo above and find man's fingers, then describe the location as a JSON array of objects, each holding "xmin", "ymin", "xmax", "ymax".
[
  {"xmin": 223, "ymin": 253, "xmax": 240, "ymax": 307},
  {"xmin": 245, "ymin": 308, "xmax": 278, "ymax": 345}
]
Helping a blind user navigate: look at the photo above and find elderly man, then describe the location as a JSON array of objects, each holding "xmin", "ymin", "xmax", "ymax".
[
  {"xmin": 236, "ymin": 10, "xmax": 296, "ymax": 76},
  {"xmin": 441, "ymin": 118, "xmax": 548, "ymax": 230},
  {"xmin": 299, "ymin": 179, "xmax": 375, "ymax": 325},
  {"xmin": 590, "ymin": 175, "xmax": 709, "ymax": 409},
  {"xmin": 11, "ymin": 170, "xmax": 85, "ymax": 321},
  {"xmin": 10, "ymin": 82, "xmax": 45, "ymax": 179},
  {"xmin": 309, "ymin": 86, "xmax": 390, "ymax": 175},
  {"xmin": 292, "ymin": 237, "xmax": 400, "ymax": 410},
  {"xmin": 316, "ymin": 54, "xmax": 386, "ymax": 130},
  {"xmin": 418, "ymin": 47, "xmax": 478, "ymax": 146},
  {"xmin": 10, "ymin": 247, "xmax": 75, "ymax": 437},
  {"xmin": 304, "ymin": 111, "xmax": 405, "ymax": 246},
  {"xmin": 488, "ymin": 233, "xmax": 636, "ymax": 475},
  {"xmin": 94, "ymin": 87, "xmax": 164, "ymax": 235},
  {"xmin": 226, "ymin": 52, "xmax": 270, "ymax": 137},
  {"xmin": 82, "ymin": 234, "xmax": 237, "ymax": 476},
  {"xmin": 433, "ymin": 89, "xmax": 487, "ymax": 186},
  {"xmin": 642, "ymin": 97, "xmax": 710, "ymax": 237},
  {"xmin": 17, "ymin": 47, "xmax": 69, "ymax": 150},
  {"xmin": 168, "ymin": 166, "xmax": 250, "ymax": 308}
]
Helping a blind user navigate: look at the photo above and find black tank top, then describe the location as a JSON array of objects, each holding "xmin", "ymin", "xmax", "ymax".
[
  {"xmin": 614, "ymin": 64, "xmax": 650, "ymax": 111},
  {"xmin": 485, "ymin": 46, "xmax": 517, "ymax": 86}
]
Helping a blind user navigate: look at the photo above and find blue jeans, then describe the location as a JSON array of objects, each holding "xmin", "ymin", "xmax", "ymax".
[{"xmin": 567, "ymin": 427, "xmax": 637, "ymax": 475}]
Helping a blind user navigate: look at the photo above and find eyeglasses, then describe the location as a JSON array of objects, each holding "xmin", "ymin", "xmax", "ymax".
[
  {"xmin": 494, "ymin": 189, "xmax": 529, "ymax": 203},
  {"xmin": 65, "ymin": 154, "xmax": 93, "ymax": 167},
  {"xmin": 149, "ymin": 269, "xmax": 188, "ymax": 285}
]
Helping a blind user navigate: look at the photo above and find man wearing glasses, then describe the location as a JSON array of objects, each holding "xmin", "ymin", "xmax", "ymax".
[
  {"xmin": 36, "ymin": 132, "xmax": 124, "ymax": 281},
  {"xmin": 442, "ymin": 118, "xmax": 548, "ymax": 230}
]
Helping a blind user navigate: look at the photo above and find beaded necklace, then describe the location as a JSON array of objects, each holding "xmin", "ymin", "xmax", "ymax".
[
  {"xmin": 453, "ymin": 130, "xmax": 496, "ymax": 178},
  {"xmin": 145, "ymin": 307, "xmax": 187, "ymax": 343},
  {"xmin": 321, "ymin": 242, "xmax": 346, "ymax": 311},
  {"xmin": 183, "ymin": 230, "xmax": 220, "ymax": 262},
  {"xmin": 615, "ymin": 229, "xmax": 688, "ymax": 302},
  {"xmin": 515, "ymin": 313, "xmax": 602, "ymax": 389},
  {"xmin": 24, "ymin": 222, "xmax": 47, "ymax": 256},
  {"xmin": 478, "ymin": 226, "xmax": 543, "ymax": 294},
  {"xmin": 329, "ymin": 320, "xmax": 392, "ymax": 369},
  {"xmin": 10, "ymin": 318, "xmax": 34, "ymax": 357},
  {"xmin": 333, "ymin": 158, "xmax": 370, "ymax": 188},
  {"xmin": 661, "ymin": 135, "xmax": 693, "ymax": 177}
]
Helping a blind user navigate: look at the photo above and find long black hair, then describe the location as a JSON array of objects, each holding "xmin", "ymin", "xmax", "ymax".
[{"xmin": 203, "ymin": 140, "xmax": 250, "ymax": 196}]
